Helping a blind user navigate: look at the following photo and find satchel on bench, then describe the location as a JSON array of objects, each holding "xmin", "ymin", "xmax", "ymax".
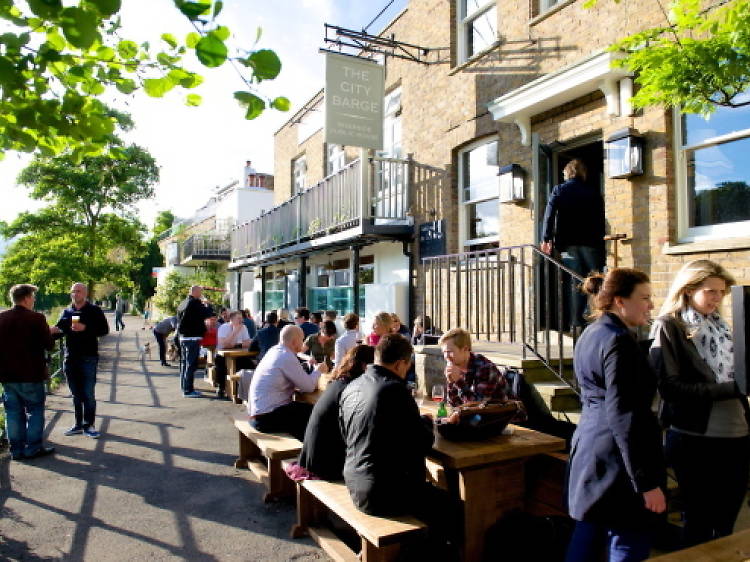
[{"xmin": 436, "ymin": 399, "xmax": 525, "ymax": 441}]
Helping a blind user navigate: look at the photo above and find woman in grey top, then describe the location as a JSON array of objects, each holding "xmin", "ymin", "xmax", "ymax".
[{"xmin": 649, "ymin": 259, "xmax": 750, "ymax": 548}]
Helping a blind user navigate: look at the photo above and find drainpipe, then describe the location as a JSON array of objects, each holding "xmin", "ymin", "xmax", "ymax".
[
  {"xmin": 299, "ymin": 256, "xmax": 307, "ymax": 307},
  {"xmin": 351, "ymin": 245, "xmax": 360, "ymax": 316},
  {"xmin": 402, "ymin": 240, "xmax": 415, "ymax": 333},
  {"xmin": 236, "ymin": 271, "xmax": 242, "ymax": 310}
]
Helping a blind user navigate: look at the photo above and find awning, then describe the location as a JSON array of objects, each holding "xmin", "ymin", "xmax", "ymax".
[{"xmin": 487, "ymin": 51, "xmax": 632, "ymax": 145}]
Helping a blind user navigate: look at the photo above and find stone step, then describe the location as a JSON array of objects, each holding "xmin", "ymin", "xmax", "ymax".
[{"xmin": 534, "ymin": 383, "xmax": 581, "ymax": 412}]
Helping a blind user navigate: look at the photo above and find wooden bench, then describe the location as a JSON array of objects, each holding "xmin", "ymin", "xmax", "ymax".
[
  {"xmin": 233, "ymin": 412, "xmax": 302, "ymax": 502},
  {"xmin": 648, "ymin": 527, "xmax": 750, "ymax": 560},
  {"xmin": 287, "ymin": 469, "xmax": 427, "ymax": 562}
]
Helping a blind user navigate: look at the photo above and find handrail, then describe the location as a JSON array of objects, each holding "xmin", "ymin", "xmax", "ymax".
[{"xmin": 421, "ymin": 243, "xmax": 584, "ymax": 397}]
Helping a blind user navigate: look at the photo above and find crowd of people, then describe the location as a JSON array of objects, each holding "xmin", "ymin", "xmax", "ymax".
[{"xmin": 0, "ymin": 250, "xmax": 747, "ymax": 561}]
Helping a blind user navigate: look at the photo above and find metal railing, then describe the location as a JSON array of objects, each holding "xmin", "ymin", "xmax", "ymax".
[
  {"xmin": 232, "ymin": 156, "xmax": 414, "ymax": 260},
  {"xmin": 182, "ymin": 233, "xmax": 231, "ymax": 260},
  {"xmin": 421, "ymin": 244, "xmax": 584, "ymax": 393}
]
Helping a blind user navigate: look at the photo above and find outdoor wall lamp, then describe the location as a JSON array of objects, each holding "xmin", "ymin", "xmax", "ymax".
[
  {"xmin": 606, "ymin": 128, "xmax": 644, "ymax": 178},
  {"xmin": 498, "ymin": 164, "xmax": 525, "ymax": 203}
]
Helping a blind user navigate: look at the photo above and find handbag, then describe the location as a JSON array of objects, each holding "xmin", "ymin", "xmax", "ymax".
[{"xmin": 436, "ymin": 399, "xmax": 525, "ymax": 441}]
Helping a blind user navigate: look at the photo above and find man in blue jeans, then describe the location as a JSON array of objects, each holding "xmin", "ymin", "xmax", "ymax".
[
  {"xmin": 0, "ymin": 284, "xmax": 55, "ymax": 460},
  {"xmin": 52, "ymin": 283, "xmax": 110, "ymax": 439},
  {"xmin": 176, "ymin": 285, "xmax": 212, "ymax": 397}
]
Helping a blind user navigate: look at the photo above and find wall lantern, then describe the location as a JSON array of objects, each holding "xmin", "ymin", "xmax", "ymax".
[
  {"xmin": 498, "ymin": 164, "xmax": 525, "ymax": 203},
  {"xmin": 606, "ymin": 128, "xmax": 644, "ymax": 178}
]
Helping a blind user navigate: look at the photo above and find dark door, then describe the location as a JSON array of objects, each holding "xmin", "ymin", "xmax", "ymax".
[{"xmin": 534, "ymin": 139, "xmax": 558, "ymax": 332}]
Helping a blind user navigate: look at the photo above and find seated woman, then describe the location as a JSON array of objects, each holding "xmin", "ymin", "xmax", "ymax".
[
  {"xmin": 366, "ymin": 311, "xmax": 393, "ymax": 346},
  {"xmin": 295, "ymin": 344, "xmax": 375, "ymax": 481},
  {"xmin": 301, "ymin": 320, "xmax": 337, "ymax": 371}
]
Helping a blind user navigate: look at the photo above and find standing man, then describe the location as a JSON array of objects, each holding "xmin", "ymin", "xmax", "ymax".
[
  {"xmin": 52, "ymin": 282, "xmax": 109, "ymax": 439},
  {"xmin": 0, "ymin": 284, "xmax": 55, "ymax": 460},
  {"xmin": 152, "ymin": 315, "xmax": 177, "ymax": 367},
  {"xmin": 114, "ymin": 295, "xmax": 125, "ymax": 332},
  {"xmin": 176, "ymin": 285, "xmax": 211, "ymax": 398},
  {"xmin": 540, "ymin": 159, "xmax": 605, "ymax": 329}
]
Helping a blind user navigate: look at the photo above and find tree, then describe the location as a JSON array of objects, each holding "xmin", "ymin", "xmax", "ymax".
[
  {"xmin": 152, "ymin": 264, "xmax": 225, "ymax": 316},
  {"xmin": 0, "ymin": 144, "xmax": 158, "ymax": 301},
  {"xmin": 601, "ymin": 0, "xmax": 750, "ymax": 115},
  {"xmin": 128, "ymin": 211, "xmax": 175, "ymax": 311},
  {"xmin": 0, "ymin": 0, "xmax": 289, "ymax": 159}
]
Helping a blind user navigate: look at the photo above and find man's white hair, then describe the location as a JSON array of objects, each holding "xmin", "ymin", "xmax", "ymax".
[{"xmin": 280, "ymin": 324, "xmax": 303, "ymax": 345}]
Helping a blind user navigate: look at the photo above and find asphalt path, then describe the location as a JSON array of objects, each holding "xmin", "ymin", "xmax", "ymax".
[{"xmin": 0, "ymin": 313, "xmax": 328, "ymax": 561}]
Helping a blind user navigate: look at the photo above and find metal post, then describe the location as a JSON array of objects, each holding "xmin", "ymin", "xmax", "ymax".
[
  {"xmin": 351, "ymin": 246, "xmax": 360, "ymax": 316},
  {"xmin": 236, "ymin": 271, "xmax": 242, "ymax": 310},
  {"xmin": 299, "ymin": 256, "xmax": 307, "ymax": 307},
  {"xmin": 260, "ymin": 265, "xmax": 267, "ymax": 321}
]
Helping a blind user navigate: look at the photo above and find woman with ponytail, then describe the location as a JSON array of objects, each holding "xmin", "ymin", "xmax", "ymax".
[
  {"xmin": 566, "ymin": 268, "xmax": 666, "ymax": 562},
  {"xmin": 649, "ymin": 260, "xmax": 749, "ymax": 548}
]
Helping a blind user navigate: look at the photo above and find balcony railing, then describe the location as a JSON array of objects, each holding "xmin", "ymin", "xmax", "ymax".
[
  {"xmin": 181, "ymin": 233, "xmax": 231, "ymax": 262},
  {"xmin": 232, "ymin": 156, "xmax": 414, "ymax": 261}
]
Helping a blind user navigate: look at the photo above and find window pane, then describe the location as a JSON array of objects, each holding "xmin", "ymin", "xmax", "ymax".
[
  {"xmin": 463, "ymin": 141, "xmax": 498, "ymax": 201},
  {"xmin": 463, "ymin": 0, "xmax": 488, "ymax": 19},
  {"xmin": 468, "ymin": 199, "xmax": 499, "ymax": 239},
  {"xmin": 684, "ymin": 91, "xmax": 750, "ymax": 146},
  {"xmin": 468, "ymin": 6, "xmax": 496, "ymax": 57},
  {"xmin": 688, "ymin": 137, "xmax": 750, "ymax": 227}
]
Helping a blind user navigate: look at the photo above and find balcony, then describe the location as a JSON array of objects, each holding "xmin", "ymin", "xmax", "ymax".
[
  {"xmin": 181, "ymin": 233, "xmax": 231, "ymax": 266},
  {"xmin": 231, "ymin": 156, "xmax": 418, "ymax": 267}
]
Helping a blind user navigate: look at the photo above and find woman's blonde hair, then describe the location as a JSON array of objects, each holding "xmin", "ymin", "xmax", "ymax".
[
  {"xmin": 373, "ymin": 311, "xmax": 393, "ymax": 329},
  {"xmin": 658, "ymin": 259, "xmax": 736, "ymax": 318}
]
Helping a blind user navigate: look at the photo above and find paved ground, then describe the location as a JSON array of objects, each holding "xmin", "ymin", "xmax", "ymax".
[{"xmin": 0, "ymin": 314, "xmax": 327, "ymax": 561}]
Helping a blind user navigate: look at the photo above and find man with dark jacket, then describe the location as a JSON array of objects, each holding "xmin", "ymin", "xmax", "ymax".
[
  {"xmin": 250, "ymin": 311, "xmax": 280, "ymax": 361},
  {"xmin": 540, "ymin": 158, "xmax": 605, "ymax": 327},
  {"xmin": 0, "ymin": 284, "xmax": 55, "ymax": 460},
  {"xmin": 176, "ymin": 285, "xmax": 212, "ymax": 397},
  {"xmin": 52, "ymin": 282, "xmax": 109, "ymax": 438},
  {"xmin": 339, "ymin": 334, "xmax": 435, "ymax": 516},
  {"xmin": 294, "ymin": 307, "xmax": 319, "ymax": 338}
]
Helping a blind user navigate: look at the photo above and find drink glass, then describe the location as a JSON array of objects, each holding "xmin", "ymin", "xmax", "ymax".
[
  {"xmin": 72, "ymin": 315, "xmax": 80, "ymax": 330},
  {"xmin": 431, "ymin": 384, "xmax": 445, "ymax": 403}
]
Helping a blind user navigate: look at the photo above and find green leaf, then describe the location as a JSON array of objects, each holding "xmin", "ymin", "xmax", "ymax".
[
  {"xmin": 255, "ymin": 27, "xmax": 262, "ymax": 44},
  {"xmin": 174, "ymin": 0, "xmax": 211, "ymax": 20},
  {"xmin": 234, "ymin": 91, "xmax": 265, "ymax": 119},
  {"xmin": 96, "ymin": 46, "xmax": 115, "ymax": 61},
  {"xmin": 87, "ymin": 0, "xmax": 121, "ymax": 17},
  {"xmin": 213, "ymin": 1, "xmax": 223, "ymax": 18},
  {"xmin": 117, "ymin": 40, "xmax": 138, "ymax": 59},
  {"xmin": 195, "ymin": 35, "xmax": 227, "ymax": 67},
  {"xmin": 210, "ymin": 25, "xmax": 230, "ymax": 41},
  {"xmin": 179, "ymin": 72, "xmax": 203, "ymax": 88},
  {"xmin": 143, "ymin": 77, "xmax": 175, "ymax": 97},
  {"xmin": 245, "ymin": 49, "xmax": 281, "ymax": 81},
  {"xmin": 271, "ymin": 96, "xmax": 290, "ymax": 111},
  {"xmin": 60, "ymin": 7, "xmax": 100, "ymax": 50},
  {"xmin": 185, "ymin": 31, "xmax": 201, "ymax": 49},
  {"xmin": 161, "ymin": 33, "xmax": 178, "ymax": 49},
  {"xmin": 115, "ymin": 78, "xmax": 136, "ymax": 94},
  {"xmin": 0, "ymin": 56, "xmax": 18, "ymax": 86},
  {"xmin": 28, "ymin": 0, "xmax": 62, "ymax": 19},
  {"xmin": 45, "ymin": 30, "xmax": 67, "ymax": 51},
  {"xmin": 186, "ymin": 93, "xmax": 202, "ymax": 106}
]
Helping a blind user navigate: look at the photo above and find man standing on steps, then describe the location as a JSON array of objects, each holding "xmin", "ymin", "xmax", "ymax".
[
  {"xmin": 0, "ymin": 284, "xmax": 55, "ymax": 460},
  {"xmin": 176, "ymin": 285, "xmax": 212, "ymax": 398},
  {"xmin": 51, "ymin": 282, "xmax": 110, "ymax": 439}
]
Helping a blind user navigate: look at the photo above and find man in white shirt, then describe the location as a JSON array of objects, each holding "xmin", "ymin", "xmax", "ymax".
[
  {"xmin": 214, "ymin": 311, "xmax": 251, "ymax": 399},
  {"xmin": 248, "ymin": 325, "xmax": 328, "ymax": 440},
  {"xmin": 334, "ymin": 313, "xmax": 361, "ymax": 366}
]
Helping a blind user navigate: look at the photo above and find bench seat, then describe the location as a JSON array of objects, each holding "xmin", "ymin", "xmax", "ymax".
[
  {"xmin": 288, "ymin": 470, "xmax": 427, "ymax": 562},
  {"xmin": 233, "ymin": 412, "xmax": 302, "ymax": 502}
]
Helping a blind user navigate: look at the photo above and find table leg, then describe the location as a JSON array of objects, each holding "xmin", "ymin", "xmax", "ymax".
[
  {"xmin": 456, "ymin": 459, "xmax": 526, "ymax": 561},
  {"xmin": 225, "ymin": 357, "xmax": 236, "ymax": 399}
]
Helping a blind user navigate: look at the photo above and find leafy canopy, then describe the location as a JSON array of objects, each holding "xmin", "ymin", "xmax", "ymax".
[
  {"xmin": 599, "ymin": 0, "xmax": 750, "ymax": 115},
  {"xmin": 0, "ymin": 0, "xmax": 291, "ymax": 159}
]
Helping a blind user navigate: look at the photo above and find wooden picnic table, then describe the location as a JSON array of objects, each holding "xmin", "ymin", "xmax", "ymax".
[
  {"xmin": 649, "ymin": 528, "xmax": 750, "ymax": 560},
  {"xmin": 294, "ymin": 373, "xmax": 334, "ymax": 405},
  {"xmin": 216, "ymin": 348, "xmax": 258, "ymax": 403}
]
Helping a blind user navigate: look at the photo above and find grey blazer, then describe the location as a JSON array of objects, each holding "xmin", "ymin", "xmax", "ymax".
[{"xmin": 649, "ymin": 314, "xmax": 749, "ymax": 434}]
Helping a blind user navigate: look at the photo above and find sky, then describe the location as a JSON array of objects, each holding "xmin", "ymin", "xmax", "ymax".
[{"xmin": 0, "ymin": 0, "xmax": 409, "ymax": 229}]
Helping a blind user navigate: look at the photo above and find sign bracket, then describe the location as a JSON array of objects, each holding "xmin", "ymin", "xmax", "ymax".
[{"xmin": 323, "ymin": 23, "xmax": 446, "ymax": 65}]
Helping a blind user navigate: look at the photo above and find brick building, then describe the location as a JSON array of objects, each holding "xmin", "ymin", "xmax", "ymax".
[{"xmin": 230, "ymin": 0, "xmax": 750, "ymax": 338}]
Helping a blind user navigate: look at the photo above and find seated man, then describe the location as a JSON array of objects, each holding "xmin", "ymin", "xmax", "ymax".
[
  {"xmin": 293, "ymin": 307, "xmax": 319, "ymax": 338},
  {"xmin": 214, "ymin": 311, "xmax": 252, "ymax": 400},
  {"xmin": 339, "ymin": 334, "xmax": 435, "ymax": 516},
  {"xmin": 334, "ymin": 313, "xmax": 360, "ymax": 366},
  {"xmin": 249, "ymin": 311, "xmax": 280, "ymax": 361},
  {"xmin": 248, "ymin": 325, "xmax": 327, "ymax": 441},
  {"xmin": 440, "ymin": 327, "xmax": 508, "ymax": 408}
]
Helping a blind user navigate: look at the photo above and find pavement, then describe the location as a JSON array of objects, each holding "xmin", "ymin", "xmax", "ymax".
[{"xmin": 0, "ymin": 314, "xmax": 328, "ymax": 561}]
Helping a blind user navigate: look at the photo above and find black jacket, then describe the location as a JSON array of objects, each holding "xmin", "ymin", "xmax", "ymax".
[
  {"xmin": 299, "ymin": 378, "xmax": 349, "ymax": 481},
  {"xmin": 176, "ymin": 296, "xmax": 210, "ymax": 338},
  {"xmin": 541, "ymin": 177, "xmax": 605, "ymax": 252},
  {"xmin": 56, "ymin": 302, "xmax": 109, "ymax": 358},
  {"xmin": 249, "ymin": 324, "xmax": 280, "ymax": 360},
  {"xmin": 567, "ymin": 313, "xmax": 665, "ymax": 527},
  {"xmin": 649, "ymin": 314, "xmax": 749, "ymax": 434},
  {"xmin": 339, "ymin": 364, "xmax": 434, "ymax": 516},
  {"xmin": 0, "ymin": 305, "xmax": 54, "ymax": 383}
]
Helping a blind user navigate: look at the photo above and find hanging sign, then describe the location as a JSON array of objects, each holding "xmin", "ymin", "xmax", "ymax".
[
  {"xmin": 419, "ymin": 220, "xmax": 446, "ymax": 259},
  {"xmin": 325, "ymin": 52, "xmax": 384, "ymax": 150}
]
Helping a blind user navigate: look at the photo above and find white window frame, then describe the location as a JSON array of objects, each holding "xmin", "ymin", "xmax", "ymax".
[
  {"xmin": 458, "ymin": 138, "xmax": 500, "ymax": 247},
  {"xmin": 326, "ymin": 144, "xmax": 345, "ymax": 176},
  {"xmin": 538, "ymin": 0, "xmax": 562, "ymax": 13},
  {"xmin": 674, "ymin": 107, "xmax": 750, "ymax": 243},
  {"xmin": 292, "ymin": 155, "xmax": 307, "ymax": 194},
  {"xmin": 456, "ymin": 0, "xmax": 497, "ymax": 64},
  {"xmin": 382, "ymin": 88, "xmax": 403, "ymax": 159}
]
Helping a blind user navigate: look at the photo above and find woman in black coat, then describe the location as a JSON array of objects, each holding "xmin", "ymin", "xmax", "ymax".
[
  {"xmin": 566, "ymin": 268, "xmax": 666, "ymax": 562},
  {"xmin": 297, "ymin": 344, "xmax": 374, "ymax": 481},
  {"xmin": 649, "ymin": 259, "xmax": 749, "ymax": 547}
]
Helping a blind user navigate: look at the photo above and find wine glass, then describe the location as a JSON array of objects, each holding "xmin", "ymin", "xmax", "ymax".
[{"xmin": 431, "ymin": 384, "xmax": 445, "ymax": 403}]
